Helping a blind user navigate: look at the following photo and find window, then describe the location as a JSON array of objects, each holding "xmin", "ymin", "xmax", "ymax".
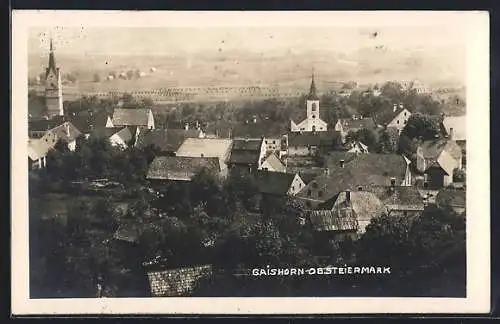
[
  {"xmin": 272, "ymin": 140, "xmax": 276, "ymax": 144},
  {"xmin": 358, "ymin": 186, "xmax": 363, "ymax": 191},
  {"xmin": 312, "ymin": 103, "xmax": 317, "ymax": 111},
  {"xmin": 312, "ymin": 115, "xmax": 316, "ymax": 119},
  {"xmin": 404, "ymin": 119, "xmax": 407, "ymax": 124},
  {"xmin": 404, "ymin": 112, "xmax": 407, "ymax": 116},
  {"xmin": 397, "ymin": 120, "xmax": 400, "ymax": 124},
  {"xmin": 292, "ymin": 186, "xmax": 295, "ymax": 191}
]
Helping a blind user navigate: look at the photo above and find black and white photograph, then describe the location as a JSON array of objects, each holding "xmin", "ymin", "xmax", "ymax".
[{"xmin": 12, "ymin": 11, "xmax": 490, "ymax": 315}]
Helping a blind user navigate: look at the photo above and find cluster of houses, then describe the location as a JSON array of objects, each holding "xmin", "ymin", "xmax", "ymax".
[{"xmin": 29, "ymin": 42, "xmax": 467, "ymax": 297}]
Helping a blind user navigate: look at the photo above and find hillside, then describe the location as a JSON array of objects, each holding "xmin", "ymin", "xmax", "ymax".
[{"xmin": 28, "ymin": 46, "xmax": 465, "ymax": 94}]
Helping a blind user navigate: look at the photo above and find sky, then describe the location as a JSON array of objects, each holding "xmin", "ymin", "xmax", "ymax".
[{"xmin": 28, "ymin": 25, "xmax": 466, "ymax": 57}]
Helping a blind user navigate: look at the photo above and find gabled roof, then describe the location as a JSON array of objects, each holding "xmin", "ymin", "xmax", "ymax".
[
  {"xmin": 369, "ymin": 186, "xmax": 425, "ymax": 211},
  {"xmin": 442, "ymin": 116, "xmax": 466, "ymax": 141},
  {"xmin": 310, "ymin": 190, "xmax": 386, "ymax": 232},
  {"xmin": 146, "ymin": 156, "xmax": 221, "ymax": 181},
  {"xmin": 337, "ymin": 117, "xmax": 377, "ymax": 131},
  {"xmin": 309, "ymin": 209, "xmax": 358, "ymax": 232},
  {"xmin": 287, "ymin": 131, "xmax": 341, "ymax": 147},
  {"xmin": 262, "ymin": 152, "xmax": 286, "ymax": 172},
  {"xmin": 436, "ymin": 188, "xmax": 466, "ymax": 209},
  {"xmin": 255, "ymin": 170, "xmax": 299, "ymax": 196},
  {"xmin": 112, "ymin": 108, "xmax": 152, "ymax": 126},
  {"xmin": 136, "ymin": 128, "xmax": 202, "ymax": 153},
  {"xmin": 28, "ymin": 134, "xmax": 57, "ymax": 161},
  {"xmin": 47, "ymin": 121, "xmax": 82, "ymax": 143},
  {"xmin": 176, "ymin": 138, "xmax": 232, "ymax": 162},
  {"xmin": 147, "ymin": 265, "xmax": 212, "ymax": 297},
  {"xmin": 296, "ymin": 153, "xmax": 409, "ymax": 203},
  {"xmin": 28, "ymin": 116, "xmax": 66, "ymax": 132},
  {"xmin": 374, "ymin": 106, "xmax": 408, "ymax": 125},
  {"xmin": 91, "ymin": 127, "xmax": 127, "ymax": 139},
  {"xmin": 113, "ymin": 127, "xmax": 133, "ymax": 144},
  {"xmin": 419, "ymin": 138, "xmax": 462, "ymax": 162},
  {"xmin": 228, "ymin": 138, "xmax": 263, "ymax": 165}
]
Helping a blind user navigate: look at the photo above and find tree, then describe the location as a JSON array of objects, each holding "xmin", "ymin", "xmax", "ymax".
[
  {"xmin": 453, "ymin": 168, "xmax": 466, "ymax": 182},
  {"xmin": 377, "ymin": 128, "xmax": 399, "ymax": 154},
  {"xmin": 355, "ymin": 128, "xmax": 378, "ymax": 149},
  {"xmin": 401, "ymin": 112, "xmax": 441, "ymax": 141},
  {"xmin": 126, "ymin": 70, "xmax": 134, "ymax": 80},
  {"xmin": 397, "ymin": 134, "xmax": 419, "ymax": 162}
]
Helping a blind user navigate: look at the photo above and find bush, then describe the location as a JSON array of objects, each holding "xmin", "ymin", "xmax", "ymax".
[{"xmin": 452, "ymin": 168, "xmax": 466, "ymax": 183}]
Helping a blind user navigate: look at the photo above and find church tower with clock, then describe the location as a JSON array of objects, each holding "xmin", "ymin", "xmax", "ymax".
[{"xmin": 44, "ymin": 39, "xmax": 64, "ymax": 117}]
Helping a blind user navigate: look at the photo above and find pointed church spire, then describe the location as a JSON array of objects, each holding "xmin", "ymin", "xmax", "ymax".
[
  {"xmin": 307, "ymin": 69, "xmax": 319, "ymax": 100},
  {"xmin": 47, "ymin": 37, "xmax": 57, "ymax": 77}
]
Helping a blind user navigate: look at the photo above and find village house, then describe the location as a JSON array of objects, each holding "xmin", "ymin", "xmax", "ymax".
[
  {"xmin": 285, "ymin": 131, "xmax": 342, "ymax": 157},
  {"xmin": 28, "ymin": 131, "xmax": 58, "ymax": 169},
  {"xmin": 435, "ymin": 188, "xmax": 466, "ymax": 215},
  {"xmin": 259, "ymin": 151, "xmax": 286, "ymax": 173},
  {"xmin": 290, "ymin": 73, "xmax": 328, "ymax": 133},
  {"xmin": 175, "ymin": 138, "xmax": 233, "ymax": 178},
  {"xmin": 416, "ymin": 138, "xmax": 463, "ymax": 189},
  {"xmin": 370, "ymin": 183, "xmax": 425, "ymax": 218},
  {"xmin": 135, "ymin": 128, "xmax": 205, "ymax": 156},
  {"xmin": 296, "ymin": 153, "xmax": 412, "ymax": 209},
  {"xmin": 227, "ymin": 138, "xmax": 266, "ymax": 175},
  {"xmin": 309, "ymin": 190, "xmax": 387, "ymax": 241},
  {"xmin": 441, "ymin": 115, "xmax": 466, "ymax": 167},
  {"xmin": 333, "ymin": 116, "xmax": 378, "ymax": 138},
  {"xmin": 29, "ymin": 119, "xmax": 82, "ymax": 151},
  {"xmin": 255, "ymin": 170, "xmax": 306, "ymax": 197},
  {"xmin": 146, "ymin": 156, "xmax": 221, "ymax": 185},
  {"xmin": 375, "ymin": 103, "xmax": 412, "ymax": 133},
  {"xmin": 91, "ymin": 126, "xmax": 134, "ymax": 150},
  {"xmin": 109, "ymin": 108, "xmax": 155, "ymax": 130}
]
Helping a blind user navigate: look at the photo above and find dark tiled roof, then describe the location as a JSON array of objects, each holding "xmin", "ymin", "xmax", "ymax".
[
  {"xmin": 228, "ymin": 138, "xmax": 263, "ymax": 165},
  {"xmin": 232, "ymin": 138, "xmax": 262, "ymax": 150},
  {"xmin": 436, "ymin": 189, "xmax": 466, "ymax": 208},
  {"xmin": 147, "ymin": 265, "xmax": 212, "ymax": 297},
  {"xmin": 28, "ymin": 116, "xmax": 65, "ymax": 132},
  {"xmin": 296, "ymin": 154, "xmax": 409, "ymax": 203},
  {"xmin": 91, "ymin": 127, "xmax": 127, "ymax": 139},
  {"xmin": 287, "ymin": 131, "xmax": 341, "ymax": 147},
  {"xmin": 309, "ymin": 208, "xmax": 358, "ymax": 232},
  {"xmin": 255, "ymin": 170, "xmax": 299, "ymax": 196},
  {"xmin": 47, "ymin": 121, "xmax": 82, "ymax": 143},
  {"xmin": 67, "ymin": 110, "xmax": 110, "ymax": 133},
  {"xmin": 136, "ymin": 128, "xmax": 202, "ymax": 153},
  {"xmin": 112, "ymin": 108, "xmax": 151, "ymax": 126},
  {"xmin": 146, "ymin": 156, "xmax": 221, "ymax": 181},
  {"xmin": 369, "ymin": 186, "xmax": 425, "ymax": 211},
  {"xmin": 374, "ymin": 107, "xmax": 406, "ymax": 126},
  {"xmin": 338, "ymin": 117, "xmax": 377, "ymax": 131}
]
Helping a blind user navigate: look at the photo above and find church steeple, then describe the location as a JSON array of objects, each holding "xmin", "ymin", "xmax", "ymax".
[
  {"xmin": 306, "ymin": 70, "xmax": 319, "ymax": 101},
  {"xmin": 46, "ymin": 38, "xmax": 57, "ymax": 78}
]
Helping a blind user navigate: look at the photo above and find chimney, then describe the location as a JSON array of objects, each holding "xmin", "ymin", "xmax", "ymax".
[
  {"xmin": 346, "ymin": 190, "xmax": 351, "ymax": 203},
  {"xmin": 399, "ymin": 103, "xmax": 404, "ymax": 109},
  {"xmin": 324, "ymin": 167, "xmax": 329, "ymax": 175},
  {"xmin": 184, "ymin": 122, "xmax": 189, "ymax": 130},
  {"xmin": 393, "ymin": 104, "xmax": 397, "ymax": 112},
  {"xmin": 65, "ymin": 122, "xmax": 70, "ymax": 137},
  {"xmin": 339, "ymin": 159, "xmax": 345, "ymax": 168},
  {"xmin": 449, "ymin": 127, "xmax": 454, "ymax": 140}
]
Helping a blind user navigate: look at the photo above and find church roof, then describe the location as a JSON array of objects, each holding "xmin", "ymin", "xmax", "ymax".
[
  {"xmin": 45, "ymin": 39, "xmax": 58, "ymax": 79},
  {"xmin": 306, "ymin": 73, "xmax": 319, "ymax": 101}
]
